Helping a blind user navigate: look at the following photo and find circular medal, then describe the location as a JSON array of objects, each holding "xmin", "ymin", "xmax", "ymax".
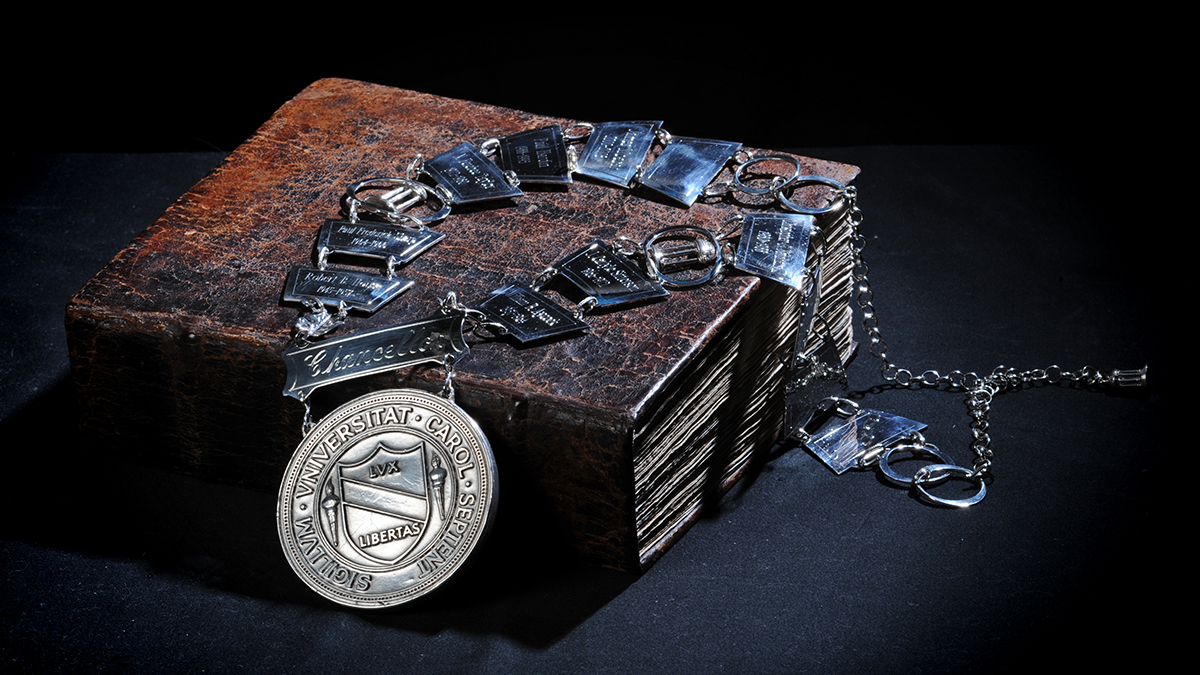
[{"xmin": 277, "ymin": 389, "xmax": 496, "ymax": 608}]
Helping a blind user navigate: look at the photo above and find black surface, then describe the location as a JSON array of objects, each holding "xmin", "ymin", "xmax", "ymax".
[
  {"xmin": 0, "ymin": 146, "xmax": 1168, "ymax": 673},
  {"xmin": 5, "ymin": 23, "xmax": 1148, "ymax": 155}
]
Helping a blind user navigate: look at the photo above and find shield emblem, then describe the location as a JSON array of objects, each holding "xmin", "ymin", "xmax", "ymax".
[{"xmin": 338, "ymin": 441, "xmax": 429, "ymax": 563}]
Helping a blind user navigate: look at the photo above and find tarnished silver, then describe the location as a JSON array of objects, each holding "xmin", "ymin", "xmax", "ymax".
[
  {"xmin": 278, "ymin": 389, "xmax": 497, "ymax": 608},
  {"xmin": 281, "ymin": 313, "xmax": 468, "ymax": 401},
  {"xmin": 639, "ymin": 136, "xmax": 742, "ymax": 206},
  {"xmin": 573, "ymin": 121, "xmax": 662, "ymax": 187}
]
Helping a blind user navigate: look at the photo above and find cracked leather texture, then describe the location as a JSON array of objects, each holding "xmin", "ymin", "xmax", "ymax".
[{"xmin": 67, "ymin": 79, "xmax": 859, "ymax": 571}]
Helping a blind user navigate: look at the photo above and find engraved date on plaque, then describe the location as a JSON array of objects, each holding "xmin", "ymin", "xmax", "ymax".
[
  {"xmin": 317, "ymin": 220, "xmax": 445, "ymax": 266},
  {"xmin": 574, "ymin": 121, "xmax": 662, "ymax": 188},
  {"xmin": 284, "ymin": 266, "xmax": 414, "ymax": 313},
  {"xmin": 424, "ymin": 142, "xmax": 523, "ymax": 204},
  {"xmin": 732, "ymin": 213, "xmax": 817, "ymax": 291},
  {"xmin": 554, "ymin": 241, "xmax": 669, "ymax": 307},
  {"xmin": 476, "ymin": 283, "xmax": 588, "ymax": 343}
]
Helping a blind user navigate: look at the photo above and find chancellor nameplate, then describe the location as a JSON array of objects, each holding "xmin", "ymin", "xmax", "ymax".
[{"xmin": 281, "ymin": 314, "xmax": 469, "ymax": 400}]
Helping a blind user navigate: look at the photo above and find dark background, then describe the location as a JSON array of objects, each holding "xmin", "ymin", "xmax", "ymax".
[
  {"xmin": 1, "ymin": 20, "xmax": 1175, "ymax": 675},
  {"xmin": 7, "ymin": 23, "xmax": 1140, "ymax": 153}
]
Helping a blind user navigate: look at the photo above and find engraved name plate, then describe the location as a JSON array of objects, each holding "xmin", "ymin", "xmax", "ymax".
[
  {"xmin": 476, "ymin": 283, "xmax": 589, "ymax": 343},
  {"xmin": 281, "ymin": 314, "xmax": 469, "ymax": 400},
  {"xmin": 733, "ymin": 213, "xmax": 817, "ymax": 291},
  {"xmin": 317, "ymin": 219, "xmax": 445, "ymax": 266},
  {"xmin": 496, "ymin": 126, "xmax": 572, "ymax": 185},
  {"xmin": 284, "ymin": 266, "xmax": 414, "ymax": 313},
  {"xmin": 805, "ymin": 409, "xmax": 927, "ymax": 475},
  {"xmin": 640, "ymin": 136, "xmax": 742, "ymax": 206},
  {"xmin": 554, "ymin": 240, "xmax": 669, "ymax": 307},
  {"xmin": 423, "ymin": 142, "xmax": 523, "ymax": 204},
  {"xmin": 574, "ymin": 121, "xmax": 662, "ymax": 187}
]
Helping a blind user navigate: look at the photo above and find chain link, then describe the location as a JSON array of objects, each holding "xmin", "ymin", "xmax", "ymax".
[{"xmin": 845, "ymin": 189, "xmax": 1141, "ymax": 480}]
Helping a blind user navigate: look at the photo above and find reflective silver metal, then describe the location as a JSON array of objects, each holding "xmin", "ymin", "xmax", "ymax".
[
  {"xmin": 774, "ymin": 175, "xmax": 848, "ymax": 216},
  {"xmin": 642, "ymin": 226, "xmax": 723, "ymax": 289},
  {"xmin": 281, "ymin": 313, "xmax": 468, "ymax": 401},
  {"xmin": 494, "ymin": 125, "xmax": 573, "ymax": 185},
  {"xmin": 283, "ymin": 266, "xmax": 414, "ymax": 315},
  {"xmin": 278, "ymin": 389, "xmax": 497, "ymax": 608},
  {"xmin": 804, "ymin": 407, "xmax": 927, "ymax": 475},
  {"xmin": 344, "ymin": 177, "xmax": 452, "ymax": 226},
  {"xmin": 783, "ymin": 336, "xmax": 847, "ymax": 440},
  {"xmin": 475, "ymin": 283, "xmax": 589, "ymax": 343},
  {"xmin": 423, "ymin": 143, "xmax": 523, "ymax": 204},
  {"xmin": 844, "ymin": 186, "xmax": 1147, "ymax": 505},
  {"xmin": 639, "ymin": 136, "xmax": 742, "ymax": 206},
  {"xmin": 553, "ymin": 240, "xmax": 669, "ymax": 307},
  {"xmin": 912, "ymin": 465, "xmax": 986, "ymax": 508},
  {"xmin": 573, "ymin": 121, "xmax": 662, "ymax": 187},
  {"xmin": 731, "ymin": 212, "xmax": 817, "ymax": 291},
  {"xmin": 878, "ymin": 442, "xmax": 956, "ymax": 487},
  {"xmin": 732, "ymin": 155, "xmax": 802, "ymax": 195},
  {"xmin": 316, "ymin": 219, "xmax": 445, "ymax": 279}
]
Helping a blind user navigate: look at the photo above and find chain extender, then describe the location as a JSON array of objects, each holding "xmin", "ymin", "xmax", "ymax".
[{"xmin": 838, "ymin": 185, "xmax": 1147, "ymax": 495}]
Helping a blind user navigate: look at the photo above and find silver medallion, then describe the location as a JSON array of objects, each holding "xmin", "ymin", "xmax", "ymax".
[{"xmin": 277, "ymin": 389, "xmax": 497, "ymax": 608}]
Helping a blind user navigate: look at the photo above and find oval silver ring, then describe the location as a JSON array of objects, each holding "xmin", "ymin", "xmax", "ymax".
[
  {"xmin": 732, "ymin": 155, "xmax": 803, "ymax": 196},
  {"xmin": 912, "ymin": 464, "xmax": 986, "ymax": 508},
  {"xmin": 346, "ymin": 176, "xmax": 428, "ymax": 200},
  {"xmin": 345, "ymin": 177, "xmax": 452, "ymax": 226},
  {"xmin": 775, "ymin": 175, "xmax": 847, "ymax": 216},
  {"xmin": 642, "ymin": 225, "xmax": 722, "ymax": 289},
  {"xmin": 878, "ymin": 442, "xmax": 956, "ymax": 487}
]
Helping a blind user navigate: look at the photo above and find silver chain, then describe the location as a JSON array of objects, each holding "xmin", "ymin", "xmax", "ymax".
[{"xmin": 844, "ymin": 187, "xmax": 1145, "ymax": 479}]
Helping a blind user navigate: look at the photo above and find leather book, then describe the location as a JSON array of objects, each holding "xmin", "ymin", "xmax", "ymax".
[{"xmin": 66, "ymin": 79, "xmax": 860, "ymax": 572}]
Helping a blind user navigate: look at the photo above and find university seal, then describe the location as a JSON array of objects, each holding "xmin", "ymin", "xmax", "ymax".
[{"xmin": 277, "ymin": 389, "xmax": 496, "ymax": 608}]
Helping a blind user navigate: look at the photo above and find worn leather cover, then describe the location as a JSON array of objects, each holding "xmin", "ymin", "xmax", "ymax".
[{"xmin": 66, "ymin": 79, "xmax": 859, "ymax": 572}]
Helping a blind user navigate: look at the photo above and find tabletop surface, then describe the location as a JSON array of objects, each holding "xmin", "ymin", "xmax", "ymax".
[{"xmin": 0, "ymin": 146, "xmax": 1168, "ymax": 674}]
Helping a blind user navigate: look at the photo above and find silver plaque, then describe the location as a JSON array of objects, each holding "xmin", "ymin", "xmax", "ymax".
[
  {"xmin": 316, "ymin": 220, "xmax": 445, "ymax": 269},
  {"xmin": 496, "ymin": 126, "xmax": 572, "ymax": 185},
  {"xmin": 805, "ymin": 409, "xmax": 927, "ymax": 475},
  {"xmin": 573, "ymin": 121, "xmax": 661, "ymax": 187},
  {"xmin": 282, "ymin": 314, "xmax": 468, "ymax": 401},
  {"xmin": 424, "ymin": 142, "xmax": 523, "ymax": 204},
  {"xmin": 283, "ymin": 266, "xmax": 414, "ymax": 313},
  {"xmin": 732, "ymin": 213, "xmax": 817, "ymax": 291},
  {"xmin": 476, "ymin": 284, "xmax": 588, "ymax": 343},
  {"xmin": 640, "ymin": 136, "xmax": 741, "ymax": 206},
  {"xmin": 554, "ymin": 240, "xmax": 669, "ymax": 307}
]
